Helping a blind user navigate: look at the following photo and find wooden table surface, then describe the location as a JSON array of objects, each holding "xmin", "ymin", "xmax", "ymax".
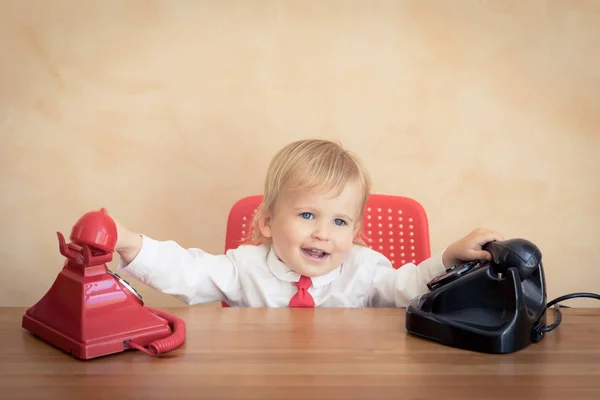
[{"xmin": 1, "ymin": 307, "xmax": 599, "ymax": 400}]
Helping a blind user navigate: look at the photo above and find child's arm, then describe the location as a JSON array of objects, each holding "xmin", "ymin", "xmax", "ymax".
[
  {"xmin": 368, "ymin": 251, "xmax": 446, "ymax": 307},
  {"xmin": 114, "ymin": 220, "xmax": 143, "ymax": 265},
  {"xmin": 113, "ymin": 221, "xmax": 242, "ymax": 306}
]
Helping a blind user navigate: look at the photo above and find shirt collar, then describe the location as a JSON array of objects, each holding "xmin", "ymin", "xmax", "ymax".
[{"xmin": 266, "ymin": 245, "xmax": 342, "ymax": 288}]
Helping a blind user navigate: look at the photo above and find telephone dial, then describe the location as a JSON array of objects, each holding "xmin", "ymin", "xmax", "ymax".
[
  {"xmin": 22, "ymin": 208, "xmax": 186, "ymax": 360},
  {"xmin": 406, "ymin": 238, "xmax": 599, "ymax": 354}
]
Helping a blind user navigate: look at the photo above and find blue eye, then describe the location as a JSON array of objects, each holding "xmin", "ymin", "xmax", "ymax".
[
  {"xmin": 334, "ymin": 218, "xmax": 346, "ymax": 226},
  {"xmin": 300, "ymin": 212, "xmax": 314, "ymax": 220}
]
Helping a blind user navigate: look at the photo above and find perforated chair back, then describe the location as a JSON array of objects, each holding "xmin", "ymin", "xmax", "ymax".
[{"xmin": 224, "ymin": 194, "xmax": 431, "ymax": 267}]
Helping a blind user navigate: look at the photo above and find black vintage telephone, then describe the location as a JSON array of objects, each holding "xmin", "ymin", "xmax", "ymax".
[{"xmin": 406, "ymin": 238, "xmax": 600, "ymax": 354}]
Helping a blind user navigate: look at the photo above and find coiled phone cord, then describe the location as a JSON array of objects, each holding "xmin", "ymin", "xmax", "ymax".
[{"xmin": 126, "ymin": 307, "xmax": 187, "ymax": 356}]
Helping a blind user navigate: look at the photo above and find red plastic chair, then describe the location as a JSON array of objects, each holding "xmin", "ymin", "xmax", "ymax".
[
  {"xmin": 221, "ymin": 194, "xmax": 431, "ymax": 307},
  {"xmin": 224, "ymin": 194, "xmax": 431, "ymax": 267}
]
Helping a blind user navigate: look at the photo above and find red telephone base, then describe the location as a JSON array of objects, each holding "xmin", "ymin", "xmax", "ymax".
[
  {"xmin": 21, "ymin": 261, "xmax": 173, "ymax": 360},
  {"xmin": 22, "ymin": 209, "xmax": 185, "ymax": 359},
  {"xmin": 22, "ymin": 308, "xmax": 171, "ymax": 360}
]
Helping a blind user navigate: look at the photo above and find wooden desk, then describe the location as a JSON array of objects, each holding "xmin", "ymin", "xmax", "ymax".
[{"xmin": 1, "ymin": 307, "xmax": 599, "ymax": 400}]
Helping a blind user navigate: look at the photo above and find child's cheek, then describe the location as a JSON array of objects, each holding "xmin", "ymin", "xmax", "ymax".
[{"xmin": 286, "ymin": 220, "xmax": 308, "ymax": 243}]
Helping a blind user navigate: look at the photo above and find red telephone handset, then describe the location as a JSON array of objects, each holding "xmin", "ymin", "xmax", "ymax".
[{"xmin": 22, "ymin": 208, "xmax": 186, "ymax": 360}]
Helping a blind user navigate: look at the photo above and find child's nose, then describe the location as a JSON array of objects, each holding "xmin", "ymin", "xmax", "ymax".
[{"xmin": 311, "ymin": 222, "xmax": 330, "ymax": 241}]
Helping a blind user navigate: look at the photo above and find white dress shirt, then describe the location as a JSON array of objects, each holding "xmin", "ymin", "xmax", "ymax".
[{"xmin": 117, "ymin": 235, "xmax": 447, "ymax": 308}]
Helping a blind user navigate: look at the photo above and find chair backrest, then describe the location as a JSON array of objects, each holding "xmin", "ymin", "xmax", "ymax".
[{"xmin": 224, "ymin": 194, "xmax": 431, "ymax": 267}]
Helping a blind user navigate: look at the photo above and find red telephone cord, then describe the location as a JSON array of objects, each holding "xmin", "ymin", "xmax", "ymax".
[{"xmin": 126, "ymin": 307, "xmax": 186, "ymax": 356}]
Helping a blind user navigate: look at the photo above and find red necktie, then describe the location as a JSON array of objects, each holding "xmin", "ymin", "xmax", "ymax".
[{"xmin": 289, "ymin": 275, "xmax": 315, "ymax": 308}]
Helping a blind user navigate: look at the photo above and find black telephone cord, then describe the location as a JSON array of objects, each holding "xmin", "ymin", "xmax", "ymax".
[{"xmin": 541, "ymin": 292, "xmax": 600, "ymax": 333}]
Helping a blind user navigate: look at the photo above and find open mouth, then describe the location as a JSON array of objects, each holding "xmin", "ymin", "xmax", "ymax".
[{"xmin": 302, "ymin": 248, "xmax": 330, "ymax": 260}]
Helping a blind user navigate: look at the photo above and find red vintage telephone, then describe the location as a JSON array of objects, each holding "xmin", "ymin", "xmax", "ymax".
[{"xmin": 22, "ymin": 208, "xmax": 186, "ymax": 360}]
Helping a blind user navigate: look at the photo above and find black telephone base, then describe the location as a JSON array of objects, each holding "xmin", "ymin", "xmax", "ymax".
[{"xmin": 406, "ymin": 253, "xmax": 547, "ymax": 354}]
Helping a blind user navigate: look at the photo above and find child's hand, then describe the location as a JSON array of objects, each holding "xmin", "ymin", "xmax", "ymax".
[
  {"xmin": 442, "ymin": 228, "xmax": 504, "ymax": 268},
  {"xmin": 110, "ymin": 214, "xmax": 143, "ymax": 264}
]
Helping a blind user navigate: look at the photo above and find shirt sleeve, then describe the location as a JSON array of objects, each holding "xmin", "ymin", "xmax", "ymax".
[
  {"xmin": 117, "ymin": 235, "xmax": 242, "ymax": 305},
  {"xmin": 368, "ymin": 250, "xmax": 447, "ymax": 308}
]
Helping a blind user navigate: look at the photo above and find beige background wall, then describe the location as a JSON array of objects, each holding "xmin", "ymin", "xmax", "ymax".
[{"xmin": 1, "ymin": 1, "xmax": 598, "ymax": 307}]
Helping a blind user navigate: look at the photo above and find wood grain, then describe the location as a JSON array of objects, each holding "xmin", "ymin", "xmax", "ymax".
[{"xmin": 1, "ymin": 307, "xmax": 599, "ymax": 400}]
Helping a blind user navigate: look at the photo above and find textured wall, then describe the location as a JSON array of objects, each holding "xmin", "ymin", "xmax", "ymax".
[{"xmin": 1, "ymin": 1, "xmax": 598, "ymax": 307}]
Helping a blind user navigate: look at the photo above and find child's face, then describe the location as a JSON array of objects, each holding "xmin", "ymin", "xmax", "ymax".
[{"xmin": 259, "ymin": 181, "xmax": 363, "ymax": 278}]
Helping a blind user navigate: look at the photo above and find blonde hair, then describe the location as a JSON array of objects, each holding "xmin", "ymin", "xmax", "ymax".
[{"xmin": 249, "ymin": 139, "xmax": 371, "ymax": 246}]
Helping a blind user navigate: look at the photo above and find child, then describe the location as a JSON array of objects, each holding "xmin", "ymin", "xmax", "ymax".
[{"xmin": 114, "ymin": 139, "xmax": 504, "ymax": 307}]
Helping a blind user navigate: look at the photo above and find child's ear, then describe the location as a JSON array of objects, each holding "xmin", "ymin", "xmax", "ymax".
[
  {"xmin": 258, "ymin": 211, "xmax": 273, "ymax": 239},
  {"xmin": 353, "ymin": 221, "xmax": 362, "ymax": 236},
  {"xmin": 353, "ymin": 221, "xmax": 364, "ymax": 244}
]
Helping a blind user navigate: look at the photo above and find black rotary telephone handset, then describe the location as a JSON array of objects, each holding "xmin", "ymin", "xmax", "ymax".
[
  {"xmin": 427, "ymin": 239, "xmax": 543, "ymax": 291},
  {"xmin": 406, "ymin": 238, "xmax": 600, "ymax": 354}
]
